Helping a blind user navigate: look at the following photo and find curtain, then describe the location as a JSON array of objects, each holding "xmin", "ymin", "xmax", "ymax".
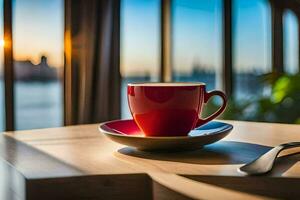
[{"xmin": 64, "ymin": 0, "xmax": 121, "ymax": 125}]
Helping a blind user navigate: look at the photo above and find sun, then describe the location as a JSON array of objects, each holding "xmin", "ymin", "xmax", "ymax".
[{"xmin": 0, "ymin": 39, "xmax": 5, "ymax": 47}]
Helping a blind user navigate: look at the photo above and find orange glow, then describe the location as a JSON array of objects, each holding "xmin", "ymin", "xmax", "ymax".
[{"xmin": 64, "ymin": 30, "xmax": 72, "ymax": 69}]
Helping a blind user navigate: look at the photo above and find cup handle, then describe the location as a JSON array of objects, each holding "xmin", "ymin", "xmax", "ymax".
[{"xmin": 196, "ymin": 90, "xmax": 227, "ymax": 127}]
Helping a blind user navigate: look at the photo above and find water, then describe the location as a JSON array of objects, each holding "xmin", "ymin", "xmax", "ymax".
[
  {"xmin": 0, "ymin": 81, "xmax": 63, "ymax": 131},
  {"xmin": 15, "ymin": 81, "xmax": 63, "ymax": 130}
]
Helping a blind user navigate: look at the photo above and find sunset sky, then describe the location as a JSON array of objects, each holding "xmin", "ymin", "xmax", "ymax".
[
  {"xmin": 1, "ymin": 0, "xmax": 298, "ymax": 74},
  {"xmin": 13, "ymin": 0, "xmax": 64, "ymax": 68},
  {"xmin": 121, "ymin": 0, "xmax": 298, "ymax": 76}
]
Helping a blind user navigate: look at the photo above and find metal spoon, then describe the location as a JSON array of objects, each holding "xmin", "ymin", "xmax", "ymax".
[{"xmin": 238, "ymin": 142, "xmax": 300, "ymax": 175}]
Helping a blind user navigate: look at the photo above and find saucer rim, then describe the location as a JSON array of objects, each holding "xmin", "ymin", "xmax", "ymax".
[{"xmin": 99, "ymin": 119, "xmax": 233, "ymax": 140}]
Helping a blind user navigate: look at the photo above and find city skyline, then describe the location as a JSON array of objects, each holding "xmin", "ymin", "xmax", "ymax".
[{"xmin": 12, "ymin": 0, "xmax": 64, "ymax": 68}]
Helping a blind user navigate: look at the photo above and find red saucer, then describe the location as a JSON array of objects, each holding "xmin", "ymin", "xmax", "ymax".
[{"xmin": 99, "ymin": 119, "xmax": 233, "ymax": 151}]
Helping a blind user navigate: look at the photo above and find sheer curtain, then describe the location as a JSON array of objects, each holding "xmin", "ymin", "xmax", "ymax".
[{"xmin": 64, "ymin": 0, "xmax": 120, "ymax": 125}]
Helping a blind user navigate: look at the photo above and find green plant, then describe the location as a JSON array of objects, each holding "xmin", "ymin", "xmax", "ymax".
[{"xmin": 205, "ymin": 73, "xmax": 300, "ymax": 124}]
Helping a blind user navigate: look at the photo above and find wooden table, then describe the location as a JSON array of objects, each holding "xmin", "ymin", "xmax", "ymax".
[{"xmin": 0, "ymin": 120, "xmax": 300, "ymax": 200}]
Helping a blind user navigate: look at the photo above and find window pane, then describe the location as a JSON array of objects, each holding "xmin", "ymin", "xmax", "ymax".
[
  {"xmin": 0, "ymin": 0, "xmax": 5, "ymax": 131},
  {"xmin": 121, "ymin": 0, "xmax": 160, "ymax": 118},
  {"xmin": 13, "ymin": 0, "xmax": 64, "ymax": 130},
  {"xmin": 283, "ymin": 10, "xmax": 299, "ymax": 74},
  {"xmin": 172, "ymin": 0, "xmax": 223, "ymax": 91},
  {"xmin": 233, "ymin": 0, "xmax": 271, "ymax": 100}
]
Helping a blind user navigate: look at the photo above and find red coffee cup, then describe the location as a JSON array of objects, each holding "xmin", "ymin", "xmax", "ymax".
[{"xmin": 127, "ymin": 82, "xmax": 227, "ymax": 137}]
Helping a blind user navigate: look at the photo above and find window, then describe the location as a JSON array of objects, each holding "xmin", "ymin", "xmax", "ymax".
[
  {"xmin": 120, "ymin": 0, "xmax": 160, "ymax": 118},
  {"xmin": 120, "ymin": 0, "xmax": 275, "ymax": 120},
  {"xmin": 1, "ymin": 0, "xmax": 299, "ymax": 128},
  {"xmin": 233, "ymin": 0, "xmax": 271, "ymax": 100},
  {"xmin": 283, "ymin": 10, "xmax": 299, "ymax": 74},
  {"xmin": 172, "ymin": 0, "xmax": 223, "ymax": 91},
  {"xmin": 13, "ymin": 0, "xmax": 64, "ymax": 130}
]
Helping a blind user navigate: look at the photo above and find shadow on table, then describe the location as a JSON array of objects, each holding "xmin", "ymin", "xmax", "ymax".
[
  {"xmin": 118, "ymin": 141, "xmax": 300, "ymax": 199},
  {"xmin": 184, "ymin": 152, "xmax": 300, "ymax": 199},
  {"xmin": 270, "ymin": 152, "xmax": 300, "ymax": 175},
  {"xmin": 118, "ymin": 141, "xmax": 272, "ymax": 165}
]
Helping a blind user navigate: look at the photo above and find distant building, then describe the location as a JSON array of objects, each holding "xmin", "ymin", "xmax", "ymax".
[{"xmin": 14, "ymin": 56, "xmax": 60, "ymax": 81}]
